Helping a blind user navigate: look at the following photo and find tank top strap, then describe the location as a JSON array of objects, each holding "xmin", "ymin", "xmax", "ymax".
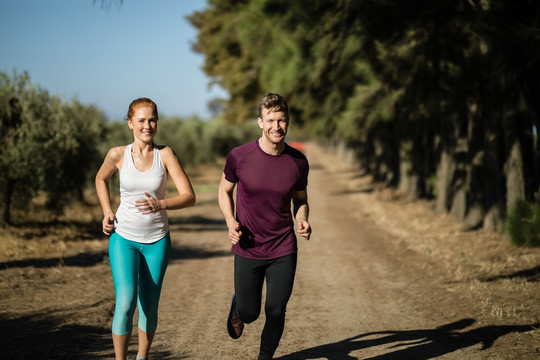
[
  {"xmin": 123, "ymin": 144, "xmax": 134, "ymax": 170},
  {"xmin": 153, "ymin": 144, "xmax": 160, "ymax": 164},
  {"xmin": 153, "ymin": 144, "xmax": 165, "ymax": 172}
]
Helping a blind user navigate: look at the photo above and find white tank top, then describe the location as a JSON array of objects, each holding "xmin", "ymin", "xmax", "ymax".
[{"xmin": 115, "ymin": 144, "xmax": 169, "ymax": 243}]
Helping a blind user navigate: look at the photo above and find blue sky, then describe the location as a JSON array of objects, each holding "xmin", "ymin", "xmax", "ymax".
[{"xmin": 0, "ymin": 0, "xmax": 227, "ymax": 120}]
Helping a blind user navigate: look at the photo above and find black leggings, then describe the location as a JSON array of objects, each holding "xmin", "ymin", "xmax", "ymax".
[{"xmin": 234, "ymin": 253, "xmax": 298, "ymax": 360}]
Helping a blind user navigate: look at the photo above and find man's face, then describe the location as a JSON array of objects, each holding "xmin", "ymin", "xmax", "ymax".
[{"xmin": 257, "ymin": 109, "xmax": 288, "ymax": 145}]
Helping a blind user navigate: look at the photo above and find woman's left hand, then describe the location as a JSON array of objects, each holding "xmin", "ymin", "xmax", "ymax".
[{"xmin": 136, "ymin": 192, "xmax": 163, "ymax": 214}]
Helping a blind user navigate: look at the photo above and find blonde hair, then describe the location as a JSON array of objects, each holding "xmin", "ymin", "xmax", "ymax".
[{"xmin": 258, "ymin": 93, "xmax": 289, "ymax": 119}]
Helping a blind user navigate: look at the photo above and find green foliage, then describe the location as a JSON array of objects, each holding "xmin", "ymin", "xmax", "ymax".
[
  {"xmin": 0, "ymin": 70, "xmax": 106, "ymax": 223},
  {"xmin": 189, "ymin": 0, "xmax": 380, "ymax": 133},
  {"xmin": 156, "ymin": 115, "xmax": 234, "ymax": 164},
  {"xmin": 506, "ymin": 199, "xmax": 540, "ymax": 247},
  {"xmin": 190, "ymin": 0, "xmax": 540, "ymax": 229},
  {"xmin": 155, "ymin": 115, "xmax": 208, "ymax": 165},
  {"xmin": 101, "ymin": 115, "xmax": 261, "ymax": 166},
  {"xmin": 98, "ymin": 119, "xmax": 132, "ymax": 155}
]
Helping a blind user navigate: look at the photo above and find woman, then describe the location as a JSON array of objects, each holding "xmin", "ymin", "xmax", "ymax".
[{"xmin": 95, "ymin": 97, "xmax": 196, "ymax": 360}]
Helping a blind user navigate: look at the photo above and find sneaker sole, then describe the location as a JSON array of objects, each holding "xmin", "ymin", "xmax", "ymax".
[{"xmin": 227, "ymin": 294, "xmax": 241, "ymax": 339}]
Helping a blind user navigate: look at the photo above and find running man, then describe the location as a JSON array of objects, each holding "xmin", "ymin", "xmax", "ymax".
[{"xmin": 218, "ymin": 93, "xmax": 312, "ymax": 360}]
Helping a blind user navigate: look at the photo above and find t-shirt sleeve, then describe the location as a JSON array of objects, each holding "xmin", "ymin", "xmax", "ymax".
[
  {"xmin": 295, "ymin": 160, "xmax": 309, "ymax": 191},
  {"xmin": 223, "ymin": 150, "xmax": 239, "ymax": 183}
]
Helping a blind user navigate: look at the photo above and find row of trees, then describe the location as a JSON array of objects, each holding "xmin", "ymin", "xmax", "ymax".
[
  {"xmin": 189, "ymin": 0, "xmax": 540, "ymax": 238},
  {"xmin": 0, "ymin": 71, "xmax": 106, "ymax": 225},
  {"xmin": 0, "ymin": 71, "xmax": 259, "ymax": 226}
]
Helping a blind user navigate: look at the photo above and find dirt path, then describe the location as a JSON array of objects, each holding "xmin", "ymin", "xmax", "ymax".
[{"xmin": 1, "ymin": 143, "xmax": 539, "ymax": 359}]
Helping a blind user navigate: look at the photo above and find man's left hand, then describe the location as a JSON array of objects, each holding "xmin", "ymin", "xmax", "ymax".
[{"xmin": 297, "ymin": 220, "xmax": 312, "ymax": 240}]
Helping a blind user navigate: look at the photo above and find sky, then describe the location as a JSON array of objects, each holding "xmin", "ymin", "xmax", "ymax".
[{"xmin": 0, "ymin": 0, "xmax": 228, "ymax": 120}]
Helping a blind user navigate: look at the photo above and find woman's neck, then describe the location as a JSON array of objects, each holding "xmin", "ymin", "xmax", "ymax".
[{"xmin": 131, "ymin": 140, "xmax": 154, "ymax": 154}]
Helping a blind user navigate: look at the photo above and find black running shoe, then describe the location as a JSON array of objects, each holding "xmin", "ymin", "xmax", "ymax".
[{"xmin": 227, "ymin": 294, "xmax": 244, "ymax": 339}]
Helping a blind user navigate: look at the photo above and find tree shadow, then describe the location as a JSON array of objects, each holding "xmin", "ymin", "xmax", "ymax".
[
  {"xmin": 168, "ymin": 214, "xmax": 226, "ymax": 232},
  {"xmin": 1, "ymin": 299, "xmax": 187, "ymax": 359},
  {"xmin": 7, "ymin": 219, "xmax": 103, "ymax": 241},
  {"xmin": 1, "ymin": 301, "xmax": 113, "ymax": 360},
  {"xmin": 277, "ymin": 318, "xmax": 539, "ymax": 360},
  {"xmin": 1, "ymin": 215, "xmax": 231, "ymax": 270},
  {"xmin": 0, "ymin": 243, "xmax": 232, "ymax": 269},
  {"xmin": 0, "ymin": 251, "xmax": 108, "ymax": 270},
  {"xmin": 331, "ymin": 188, "xmax": 375, "ymax": 196},
  {"xmin": 169, "ymin": 243, "xmax": 231, "ymax": 262},
  {"xmin": 168, "ymin": 214, "xmax": 231, "ymax": 261},
  {"xmin": 140, "ymin": 349, "xmax": 184, "ymax": 359},
  {"xmin": 479, "ymin": 265, "xmax": 540, "ymax": 283}
]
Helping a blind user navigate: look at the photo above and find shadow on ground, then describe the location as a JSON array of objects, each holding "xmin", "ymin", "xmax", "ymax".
[
  {"xmin": 277, "ymin": 318, "xmax": 539, "ymax": 360},
  {"xmin": 1, "ymin": 215, "xmax": 230, "ymax": 270},
  {"xmin": 1, "ymin": 302, "xmax": 112, "ymax": 360},
  {"xmin": 169, "ymin": 244, "xmax": 231, "ymax": 262},
  {"xmin": 0, "ymin": 243, "xmax": 231, "ymax": 269},
  {"xmin": 8, "ymin": 219, "xmax": 103, "ymax": 241},
  {"xmin": 479, "ymin": 265, "xmax": 540, "ymax": 283},
  {"xmin": 0, "ymin": 251, "xmax": 109, "ymax": 270},
  {"xmin": 168, "ymin": 214, "xmax": 226, "ymax": 233}
]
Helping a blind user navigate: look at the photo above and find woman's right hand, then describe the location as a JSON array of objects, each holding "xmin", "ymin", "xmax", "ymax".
[{"xmin": 102, "ymin": 213, "xmax": 116, "ymax": 235}]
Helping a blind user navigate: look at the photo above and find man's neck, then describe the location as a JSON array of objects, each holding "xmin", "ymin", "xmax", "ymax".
[{"xmin": 258, "ymin": 137, "xmax": 285, "ymax": 156}]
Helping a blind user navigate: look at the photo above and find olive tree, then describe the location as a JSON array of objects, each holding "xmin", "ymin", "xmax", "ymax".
[{"xmin": 0, "ymin": 71, "xmax": 106, "ymax": 225}]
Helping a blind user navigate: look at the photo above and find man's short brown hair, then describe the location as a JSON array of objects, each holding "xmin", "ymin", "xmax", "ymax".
[{"xmin": 258, "ymin": 93, "xmax": 289, "ymax": 119}]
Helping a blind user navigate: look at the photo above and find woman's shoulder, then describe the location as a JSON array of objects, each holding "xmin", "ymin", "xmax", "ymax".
[
  {"xmin": 107, "ymin": 145, "xmax": 128, "ymax": 161},
  {"xmin": 156, "ymin": 144, "xmax": 173, "ymax": 155},
  {"xmin": 154, "ymin": 144, "xmax": 168, "ymax": 151},
  {"xmin": 156, "ymin": 145, "xmax": 179, "ymax": 164}
]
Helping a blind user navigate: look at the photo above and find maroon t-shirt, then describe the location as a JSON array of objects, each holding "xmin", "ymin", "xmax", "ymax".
[{"xmin": 223, "ymin": 140, "xmax": 309, "ymax": 259}]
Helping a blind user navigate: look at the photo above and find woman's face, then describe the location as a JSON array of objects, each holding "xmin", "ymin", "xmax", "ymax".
[{"xmin": 127, "ymin": 105, "xmax": 158, "ymax": 143}]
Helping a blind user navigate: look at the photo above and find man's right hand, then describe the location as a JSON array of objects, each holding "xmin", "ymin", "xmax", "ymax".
[{"xmin": 228, "ymin": 221, "xmax": 243, "ymax": 245}]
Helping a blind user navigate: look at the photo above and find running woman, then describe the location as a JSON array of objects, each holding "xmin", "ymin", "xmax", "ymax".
[
  {"xmin": 218, "ymin": 93, "xmax": 312, "ymax": 360},
  {"xmin": 95, "ymin": 98, "xmax": 196, "ymax": 360}
]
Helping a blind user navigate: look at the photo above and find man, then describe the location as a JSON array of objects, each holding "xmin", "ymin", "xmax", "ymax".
[{"xmin": 218, "ymin": 93, "xmax": 312, "ymax": 360}]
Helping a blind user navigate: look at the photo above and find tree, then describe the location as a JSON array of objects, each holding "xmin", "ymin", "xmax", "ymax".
[
  {"xmin": 0, "ymin": 71, "xmax": 106, "ymax": 225},
  {"xmin": 189, "ymin": 0, "xmax": 540, "ymax": 237}
]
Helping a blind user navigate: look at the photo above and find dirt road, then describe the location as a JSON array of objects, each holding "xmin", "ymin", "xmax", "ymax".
[{"xmin": 1, "ymin": 144, "xmax": 539, "ymax": 359}]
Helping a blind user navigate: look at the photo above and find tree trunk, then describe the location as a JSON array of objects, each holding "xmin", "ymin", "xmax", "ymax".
[
  {"xmin": 481, "ymin": 121, "xmax": 505, "ymax": 234},
  {"xmin": 463, "ymin": 151, "xmax": 486, "ymax": 230},
  {"xmin": 448, "ymin": 138, "xmax": 469, "ymax": 219},
  {"xmin": 505, "ymin": 140, "xmax": 526, "ymax": 212},
  {"xmin": 436, "ymin": 149, "xmax": 453, "ymax": 213},
  {"xmin": 2, "ymin": 180, "xmax": 14, "ymax": 226}
]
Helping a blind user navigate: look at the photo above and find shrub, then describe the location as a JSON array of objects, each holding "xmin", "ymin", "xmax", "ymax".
[
  {"xmin": 506, "ymin": 199, "xmax": 540, "ymax": 247},
  {"xmin": 0, "ymin": 71, "xmax": 106, "ymax": 224}
]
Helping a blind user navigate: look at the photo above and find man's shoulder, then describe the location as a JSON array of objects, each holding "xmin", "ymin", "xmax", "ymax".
[
  {"xmin": 230, "ymin": 140, "xmax": 258, "ymax": 157},
  {"xmin": 284, "ymin": 143, "xmax": 308, "ymax": 163}
]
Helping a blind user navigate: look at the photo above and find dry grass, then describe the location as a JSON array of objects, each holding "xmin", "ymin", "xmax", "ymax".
[{"xmin": 0, "ymin": 190, "xmax": 104, "ymax": 263}]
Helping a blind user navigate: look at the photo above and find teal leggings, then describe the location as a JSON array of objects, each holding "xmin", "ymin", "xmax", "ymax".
[{"xmin": 109, "ymin": 232, "xmax": 171, "ymax": 335}]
